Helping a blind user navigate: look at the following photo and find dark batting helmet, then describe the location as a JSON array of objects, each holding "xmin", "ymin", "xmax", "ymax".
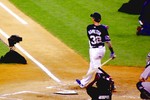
[{"xmin": 90, "ymin": 12, "xmax": 101, "ymax": 22}]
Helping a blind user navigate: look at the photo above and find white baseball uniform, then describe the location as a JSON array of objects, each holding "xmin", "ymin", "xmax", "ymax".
[
  {"xmin": 80, "ymin": 24, "xmax": 111, "ymax": 86},
  {"xmin": 140, "ymin": 62, "xmax": 150, "ymax": 93}
]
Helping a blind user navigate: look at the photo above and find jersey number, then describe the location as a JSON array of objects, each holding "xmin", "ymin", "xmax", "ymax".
[{"xmin": 90, "ymin": 35, "xmax": 102, "ymax": 45}]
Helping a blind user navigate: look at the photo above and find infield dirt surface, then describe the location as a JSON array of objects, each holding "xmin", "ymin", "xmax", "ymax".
[{"xmin": 0, "ymin": 0, "xmax": 144, "ymax": 100}]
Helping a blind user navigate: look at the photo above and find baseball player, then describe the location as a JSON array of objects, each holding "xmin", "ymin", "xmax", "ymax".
[
  {"xmin": 76, "ymin": 12, "xmax": 116, "ymax": 88},
  {"xmin": 137, "ymin": 0, "xmax": 150, "ymax": 36},
  {"xmin": 136, "ymin": 52, "xmax": 150, "ymax": 99},
  {"xmin": 86, "ymin": 68, "xmax": 115, "ymax": 100}
]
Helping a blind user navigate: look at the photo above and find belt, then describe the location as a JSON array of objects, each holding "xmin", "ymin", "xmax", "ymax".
[{"xmin": 92, "ymin": 45, "xmax": 104, "ymax": 48}]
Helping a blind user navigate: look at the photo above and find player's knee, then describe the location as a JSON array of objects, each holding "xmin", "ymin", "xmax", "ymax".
[
  {"xmin": 136, "ymin": 81, "xmax": 143, "ymax": 91},
  {"xmin": 136, "ymin": 82, "xmax": 150, "ymax": 99}
]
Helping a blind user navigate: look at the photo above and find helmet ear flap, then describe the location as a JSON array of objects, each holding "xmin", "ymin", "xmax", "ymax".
[
  {"xmin": 146, "ymin": 53, "xmax": 150, "ymax": 61},
  {"xmin": 147, "ymin": 53, "xmax": 150, "ymax": 58},
  {"xmin": 146, "ymin": 53, "xmax": 150, "ymax": 66}
]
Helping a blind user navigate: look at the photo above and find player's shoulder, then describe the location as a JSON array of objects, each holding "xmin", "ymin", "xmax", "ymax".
[
  {"xmin": 145, "ymin": 63, "xmax": 150, "ymax": 68},
  {"xmin": 100, "ymin": 24, "xmax": 109, "ymax": 30},
  {"xmin": 87, "ymin": 24, "xmax": 108, "ymax": 31},
  {"xmin": 87, "ymin": 24, "xmax": 94, "ymax": 28}
]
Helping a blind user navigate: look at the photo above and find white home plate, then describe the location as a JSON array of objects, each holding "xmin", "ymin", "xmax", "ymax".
[{"xmin": 54, "ymin": 90, "xmax": 78, "ymax": 95}]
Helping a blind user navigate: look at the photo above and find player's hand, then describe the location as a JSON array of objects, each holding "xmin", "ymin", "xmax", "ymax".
[
  {"xmin": 139, "ymin": 77, "xmax": 145, "ymax": 82},
  {"xmin": 110, "ymin": 52, "xmax": 116, "ymax": 59},
  {"xmin": 94, "ymin": 73, "xmax": 100, "ymax": 81}
]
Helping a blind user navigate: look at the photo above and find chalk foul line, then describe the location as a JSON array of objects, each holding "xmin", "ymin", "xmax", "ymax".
[{"xmin": 0, "ymin": 2, "xmax": 28, "ymax": 25}]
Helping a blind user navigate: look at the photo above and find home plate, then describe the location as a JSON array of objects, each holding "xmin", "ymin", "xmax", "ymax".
[{"xmin": 54, "ymin": 90, "xmax": 78, "ymax": 95}]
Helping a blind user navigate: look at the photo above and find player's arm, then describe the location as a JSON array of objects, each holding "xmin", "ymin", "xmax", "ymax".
[
  {"xmin": 102, "ymin": 26, "xmax": 116, "ymax": 59},
  {"xmin": 139, "ymin": 77, "xmax": 145, "ymax": 82},
  {"xmin": 106, "ymin": 41, "xmax": 116, "ymax": 59},
  {"xmin": 139, "ymin": 66, "xmax": 150, "ymax": 82}
]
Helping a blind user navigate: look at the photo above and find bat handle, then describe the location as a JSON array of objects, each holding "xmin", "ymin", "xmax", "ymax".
[{"xmin": 83, "ymin": 58, "xmax": 113, "ymax": 78}]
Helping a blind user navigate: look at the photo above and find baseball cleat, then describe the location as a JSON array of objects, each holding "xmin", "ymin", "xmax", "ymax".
[
  {"xmin": 76, "ymin": 79, "xmax": 84, "ymax": 88},
  {"xmin": 112, "ymin": 85, "xmax": 117, "ymax": 92}
]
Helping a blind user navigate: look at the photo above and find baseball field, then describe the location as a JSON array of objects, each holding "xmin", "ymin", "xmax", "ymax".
[{"xmin": 0, "ymin": 0, "xmax": 149, "ymax": 100}]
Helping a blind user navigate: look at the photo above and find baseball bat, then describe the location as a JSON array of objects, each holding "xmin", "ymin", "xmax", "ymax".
[
  {"xmin": 83, "ymin": 57, "xmax": 112, "ymax": 78},
  {"xmin": 98, "ymin": 67, "xmax": 110, "ymax": 77}
]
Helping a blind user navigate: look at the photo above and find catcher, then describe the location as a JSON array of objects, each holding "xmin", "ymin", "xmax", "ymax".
[
  {"xmin": 136, "ymin": 52, "xmax": 150, "ymax": 99},
  {"xmin": 86, "ymin": 68, "xmax": 115, "ymax": 100}
]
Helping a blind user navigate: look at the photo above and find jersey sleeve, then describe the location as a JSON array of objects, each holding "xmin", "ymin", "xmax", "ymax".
[
  {"xmin": 140, "ymin": 66, "xmax": 150, "ymax": 80},
  {"xmin": 87, "ymin": 25, "xmax": 91, "ymax": 39},
  {"xmin": 101, "ymin": 26, "xmax": 111, "ymax": 42}
]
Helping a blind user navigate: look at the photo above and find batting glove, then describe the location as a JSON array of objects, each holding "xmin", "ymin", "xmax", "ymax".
[{"xmin": 110, "ymin": 52, "xmax": 116, "ymax": 59}]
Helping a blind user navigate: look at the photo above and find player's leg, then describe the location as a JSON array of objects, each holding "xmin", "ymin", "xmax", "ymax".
[
  {"xmin": 76, "ymin": 47, "xmax": 106, "ymax": 88},
  {"xmin": 95, "ymin": 47, "xmax": 105, "ymax": 73},
  {"xmin": 79, "ymin": 48, "xmax": 99, "ymax": 87},
  {"xmin": 136, "ymin": 82, "xmax": 150, "ymax": 99},
  {"xmin": 76, "ymin": 48, "xmax": 96, "ymax": 88},
  {"xmin": 80, "ymin": 47, "xmax": 105, "ymax": 86}
]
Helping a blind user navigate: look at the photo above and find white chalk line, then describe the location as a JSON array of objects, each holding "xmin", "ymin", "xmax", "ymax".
[
  {"xmin": 113, "ymin": 94, "xmax": 140, "ymax": 99},
  {"xmin": 0, "ymin": 91, "xmax": 46, "ymax": 100},
  {"xmin": 122, "ymin": 95, "xmax": 140, "ymax": 99},
  {"xmin": 0, "ymin": 97, "xmax": 21, "ymax": 100},
  {"xmin": 0, "ymin": 2, "xmax": 28, "ymax": 25},
  {"xmin": 0, "ymin": 91, "xmax": 44, "ymax": 97},
  {"xmin": 0, "ymin": 29, "xmax": 61, "ymax": 83},
  {"xmin": 46, "ymin": 86, "xmax": 56, "ymax": 89},
  {"xmin": 0, "ymin": 97, "xmax": 22, "ymax": 100}
]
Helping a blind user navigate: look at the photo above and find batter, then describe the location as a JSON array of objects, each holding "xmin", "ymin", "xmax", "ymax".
[{"xmin": 76, "ymin": 12, "xmax": 116, "ymax": 88}]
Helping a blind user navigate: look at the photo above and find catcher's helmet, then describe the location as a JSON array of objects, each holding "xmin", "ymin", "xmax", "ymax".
[
  {"xmin": 146, "ymin": 52, "xmax": 150, "ymax": 65},
  {"xmin": 147, "ymin": 52, "xmax": 150, "ymax": 58}
]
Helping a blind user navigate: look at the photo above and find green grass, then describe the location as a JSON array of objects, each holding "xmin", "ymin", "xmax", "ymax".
[
  {"xmin": 0, "ymin": 41, "xmax": 9, "ymax": 57},
  {"xmin": 8, "ymin": 0, "xmax": 150, "ymax": 67}
]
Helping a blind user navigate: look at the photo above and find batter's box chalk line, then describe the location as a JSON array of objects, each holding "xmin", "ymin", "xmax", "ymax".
[
  {"xmin": 46, "ymin": 85, "xmax": 58, "ymax": 89},
  {"xmin": 0, "ymin": 90, "xmax": 47, "ymax": 100},
  {"xmin": 114, "ymin": 94, "xmax": 140, "ymax": 99},
  {"xmin": 0, "ymin": 96, "xmax": 22, "ymax": 100}
]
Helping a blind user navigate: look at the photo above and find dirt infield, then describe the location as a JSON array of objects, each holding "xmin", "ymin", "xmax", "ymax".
[{"xmin": 0, "ymin": 0, "xmax": 144, "ymax": 100}]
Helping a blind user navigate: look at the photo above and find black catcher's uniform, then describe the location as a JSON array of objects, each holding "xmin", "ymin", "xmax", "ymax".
[{"xmin": 86, "ymin": 68, "xmax": 114, "ymax": 100}]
